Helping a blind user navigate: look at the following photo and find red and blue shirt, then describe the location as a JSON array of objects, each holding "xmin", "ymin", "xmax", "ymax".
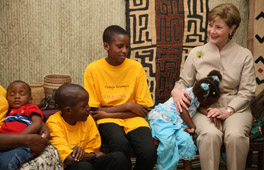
[{"xmin": 0, "ymin": 104, "xmax": 43, "ymax": 134}]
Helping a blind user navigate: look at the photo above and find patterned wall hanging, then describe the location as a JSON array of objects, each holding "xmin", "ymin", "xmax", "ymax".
[
  {"xmin": 126, "ymin": 0, "xmax": 208, "ymax": 104},
  {"xmin": 248, "ymin": 0, "xmax": 264, "ymax": 96}
]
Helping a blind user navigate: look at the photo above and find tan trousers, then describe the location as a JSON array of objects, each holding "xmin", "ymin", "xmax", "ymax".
[{"xmin": 192, "ymin": 107, "xmax": 252, "ymax": 170}]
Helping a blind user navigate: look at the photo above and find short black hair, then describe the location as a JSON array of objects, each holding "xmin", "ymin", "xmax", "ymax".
[
  {"xmin": 193, "ymin": 70, "xmax": 222, "ymax": 101},
  {"xmin": 55, "ymin": 83, "xmax": 88, "ymax": 109},
  {"xmin": 103, "ymin": 25, "xmax": 128, "ymax": 43},
  {"xmin": 7, "ymin": 80, "xmax": 32, "ymax": 97}
]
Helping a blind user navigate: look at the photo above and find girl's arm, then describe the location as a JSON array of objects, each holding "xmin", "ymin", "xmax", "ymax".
[
  {"xmin": 198, "ymin": 106, "xmax": 208, "ymax": 115},
  {"xmin": 180, "ymin": 108, "xmax": 196, "ymax": 134},
  {"xmin": 21, "ymin": 113, "xmax": 43, "ymax": 134}
]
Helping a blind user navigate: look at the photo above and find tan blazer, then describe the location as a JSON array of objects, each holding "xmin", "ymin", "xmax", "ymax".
[{"xmin": 175, "ymin": 40, "xmax": 256, "ymax": 113}]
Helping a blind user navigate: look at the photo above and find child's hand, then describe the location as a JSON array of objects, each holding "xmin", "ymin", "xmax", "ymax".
[
  {"xmin": 210, "ymin": 117, "xmax": 221, "ymax": 129},
  {"xmin": 71, "ymin": 146, "xmax": 85, "ymax": 162},
  {"xmin": 95, "ymin": 151, "xmax": 105, "ymax": 158},
  {"xmin": 184, "ymin": 127, "xmax": 195, "ymax": 134},
  {"xmin": 39, "ymin": 123, "xmax": 50, "ymax": 140},
  {"xmin": 125, "ymin": 103, "xmax": 149, "ymax": 117},
  {"xmin": 91, "ymin": 110, "xmax": 109, "ymax": 120},
  {"xmin": 41, "ymin": 132, "xmax": 48, "ymax": 138},
  {"xmin": 26, "ymin": 134, "xmax": 49, "ymax": 155}
]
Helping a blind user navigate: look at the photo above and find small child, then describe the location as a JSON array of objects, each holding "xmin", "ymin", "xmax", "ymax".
[
  {"xmin": 46, "ymin": 83, "xmax": 131, "ymax": 170},
  {"xmin": 147, "ymin": 70, "xmax": 222, "ymax": 170},
  {"xmin": 0, "ymin": 80, "xmax": 44, "ymax": 170}
]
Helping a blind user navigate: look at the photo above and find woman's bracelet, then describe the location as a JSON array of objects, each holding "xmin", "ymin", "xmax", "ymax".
[{"xmin": 90, "ymin": 152, "xmax": 98, "ymax": 162}]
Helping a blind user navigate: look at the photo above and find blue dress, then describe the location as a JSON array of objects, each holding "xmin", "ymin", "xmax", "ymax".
[{"xmin": 147, "ymin": 88, "xmax": 199, "ymax": 170}]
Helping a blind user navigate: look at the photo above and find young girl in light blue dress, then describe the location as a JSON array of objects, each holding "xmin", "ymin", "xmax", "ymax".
[{"xmin": 147, "ymin": 70, "xmax": 222, "ymax": 170}]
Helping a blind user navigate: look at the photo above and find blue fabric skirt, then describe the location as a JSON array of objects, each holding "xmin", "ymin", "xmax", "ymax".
[{"xmin": 149, "ymin": 118, "xmax": 197, "ymax": 170}]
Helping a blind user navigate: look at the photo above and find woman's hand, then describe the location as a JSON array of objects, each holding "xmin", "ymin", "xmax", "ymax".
[
  {"xmin": 207, "ymin": 108, "xmax": 222, "ymax": 118},
  {"xmin": 171, "ymin": 88, "xmax": 191, "ymax": 112},
  {"xmin": 207, "ymin": 108, "xmax": 230, "ymax": 120},
  {"xmin": 216, "ymin": 109, "xmax": 231, "ymax": 120},
  {"xmin": 71, "ymin": 146, "xmax": 85, "ymax": 162}
]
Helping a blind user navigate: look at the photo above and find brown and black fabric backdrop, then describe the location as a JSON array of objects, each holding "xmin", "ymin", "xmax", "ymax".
[{"xmin": 126, "ymin": 0, "xmax": 208, "ymax": 104}]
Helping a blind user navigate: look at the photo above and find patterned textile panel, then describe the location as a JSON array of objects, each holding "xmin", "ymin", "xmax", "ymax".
[
  {"xmin": 126, "ymin": 0, "xmax": 208, "ymax": 104},
  {"xmin": 252, "ymin": 0, "xmax": 264, "ymax": 96}
]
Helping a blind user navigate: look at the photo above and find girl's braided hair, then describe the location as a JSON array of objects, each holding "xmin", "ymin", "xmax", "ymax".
[{"xmin": 193, "ymin": 70, "xmax": 222, "ymax": 101}]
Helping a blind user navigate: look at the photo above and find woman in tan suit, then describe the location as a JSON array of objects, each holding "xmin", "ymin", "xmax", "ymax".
[{"xmin": 171, "ymin": 3, "xmax": 256, "ymax": 170}]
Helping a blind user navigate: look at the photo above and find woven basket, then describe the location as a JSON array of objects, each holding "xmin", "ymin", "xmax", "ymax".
[
  {"xmin": 28, "ymin": 82, "xmax": 45, "ymax": 107},
  {"xmin": 43, "ymin": 74, "xmax": 72, "ymax": 97},
  {"xmin": 44, "ymin": 74, "xmax": 72, "ymax": 84}
]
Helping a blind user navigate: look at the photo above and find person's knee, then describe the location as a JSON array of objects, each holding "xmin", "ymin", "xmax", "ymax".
[
  {"xmin": 109, "ymin": 151, "xmax": 127, "ymax": 161},
  {"xmin": 224, "ymin": 130, "xmax": 249, "ymax": 144},
  {"xmin": 111, "ymin": 137, "xmax": 130, "ymax": 153},
  {"xmin": 197, "ymin": 128, "xmax": 222, "ymax": 145},
  {"xmin": 137, "ymin": 143, "xmax": 157, "ymax": 162},
  {"xmin": 178, "ymin": 131, "xmax": 192, "ymax": 142}
]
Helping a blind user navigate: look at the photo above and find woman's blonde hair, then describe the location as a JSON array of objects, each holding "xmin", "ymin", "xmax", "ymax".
[{"xmin": 208, "ymin": 3, "xmax": 241, "ymax": 38}]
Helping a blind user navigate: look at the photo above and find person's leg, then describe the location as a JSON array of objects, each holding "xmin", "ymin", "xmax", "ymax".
[
  {"xmin": 65, "ymin": 161, "xmax": 93, "ymax": 170},
  {"xmin": 0, "ymin": 147, "xmax": 34, "ymax": 170},
  {"xmin": 98, "ymin": 123, "xmax": 130, "ymax": 155},
  {"xmin": 127, "ymin": 127, "xmax": 157, "ymax": 170},
  {"xmin": 98, "ymin": 123, "xmax": 132, "ymax": 166},
  {"xmin": 94, "ymin": 151, "xmax": 132, "ymax": 170},
  {"xmin": 150, "ymin": 119, "xmax": 180, "ymax": 170},
  {"xmin": 183, "ymin": 160, "xmax": 192, "ymax": 170},
  {"xmin": 176, "ymin": 127, "xmax": 197, "ymax": 169},
  {"xmin": 192, "ymin": 112, "xmax": 223, "ymax": 170},
  {"xmin": 223, "ymin": 108, "xmax": 252, "ymax": 170}
]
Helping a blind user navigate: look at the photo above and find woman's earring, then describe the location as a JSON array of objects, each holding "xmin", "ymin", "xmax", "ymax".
[{"xmin": 229, "ymin": 32, "xmax": 233, "ymax": 39}]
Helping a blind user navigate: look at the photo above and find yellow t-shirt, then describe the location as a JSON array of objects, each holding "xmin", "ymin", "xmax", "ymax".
[
  {"xmin": 84, "ymin": 58, "xmax": 153, "ymax": 133},
  {"xmin": 0, "ymin": 85, "xmax": 8, "ymax": 128},
  {"xmin": 46, "ymin": 112, "xmax": 101, "ymax": 164}
]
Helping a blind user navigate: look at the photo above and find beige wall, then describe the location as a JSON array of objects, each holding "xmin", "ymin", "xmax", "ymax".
[{"xmin": 0, "ymin": 0, "xmax": 248, "ymax": 88}]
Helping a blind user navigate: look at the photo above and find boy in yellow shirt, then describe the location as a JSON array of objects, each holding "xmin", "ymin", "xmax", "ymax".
[
  {"xmin": 46, "ymin": 83, "xmax": 131, "ymax": 170},
  {"xmin": 84, "ymin": 25, "xmax": 157, "ymax": 170}
]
